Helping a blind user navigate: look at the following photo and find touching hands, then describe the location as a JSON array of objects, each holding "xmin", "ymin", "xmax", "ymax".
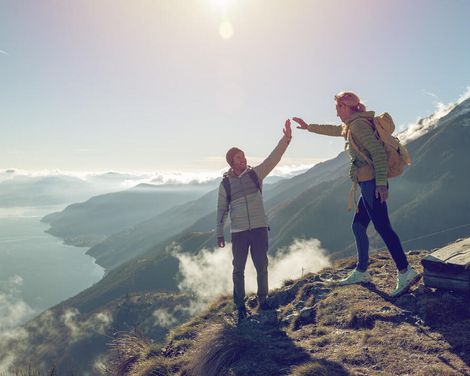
[
  {"xmin": 292, "ymin": 117, "xmax": 308, "ymax": 130},
  {"xmin": 217, "ymin": 236, "xmax": 225, "ymax": 248}
]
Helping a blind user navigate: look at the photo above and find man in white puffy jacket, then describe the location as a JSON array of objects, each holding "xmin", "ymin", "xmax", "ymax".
[{"xmin": 216, "ymin": 120, "xmax": 292, "ymax": 321}]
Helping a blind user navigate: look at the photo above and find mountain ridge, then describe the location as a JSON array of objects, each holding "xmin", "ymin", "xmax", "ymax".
[{"xmin": 103, "ymin": 247, "xmax": 470, "ymax": 375}]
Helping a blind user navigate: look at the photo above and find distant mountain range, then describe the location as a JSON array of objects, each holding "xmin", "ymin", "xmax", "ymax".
[
  {"xmin": 41, "ymin": 181, "xmax": 218, "ymax": 247},
  {"xmin": 0, "ymin": 171, "xmax": 172, "ymax": 208},
  {"xmin": 6, "ymin": 96, "xmax": 470, "ymax": 374}
]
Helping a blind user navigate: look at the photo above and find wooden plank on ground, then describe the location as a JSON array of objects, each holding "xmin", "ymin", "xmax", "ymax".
[{"xmin": 421, "ymin": 238, "xmax": 470, "ymax": 291}]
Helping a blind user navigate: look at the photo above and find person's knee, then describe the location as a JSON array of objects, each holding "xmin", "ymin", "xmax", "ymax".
[
  {"xmin": 233, "ymin": 270, "xmax": 244, "ymax": 279},
  {"xmin": 352, "ymin": 221, "xmax": 367, "ymax": 236},
  {"xmin": 256, "ymin": 266, "xmax": 268, "ymax": 276},
  {"xmin": 373, "ymin": 221, "xmax": 391, "ymax": 235}
]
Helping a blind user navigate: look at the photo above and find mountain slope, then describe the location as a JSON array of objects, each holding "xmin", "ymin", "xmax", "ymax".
[
  {"xmin": 8, "ymin": 96, "xmax": 470, "ymax": 374},
  {"xmin": 86, "ymin": 189, "xmax": 220, "ymax": 269},
  {"xmin": 42, "ymin": 183, "xmax": 214, "ymax": 247},
  {"xmin": 104, "ymin": 249, "xmax": 470, "ymax": 376},
  {"xmin": 36, "ymin": 96, "xmax": 470, "ymax": 328},
  {"xmin": 83, "ymin": 156, "xmax": 344, "ymax": 270}
]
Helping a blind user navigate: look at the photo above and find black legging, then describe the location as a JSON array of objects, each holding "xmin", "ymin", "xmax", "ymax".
[{"xmin": 351, "ymin": 179, "xmax": 408, "ymax": 271}]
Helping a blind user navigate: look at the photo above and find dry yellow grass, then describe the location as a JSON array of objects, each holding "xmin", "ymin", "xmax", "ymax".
[{"xmin": 105, "ymin": 250, "xmax": 470, "ymax": 376}]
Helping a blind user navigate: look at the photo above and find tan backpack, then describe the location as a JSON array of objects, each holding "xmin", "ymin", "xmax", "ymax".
[{"xmin": 348, "ymin": 112, "xmax": 412, "ymax": 179}]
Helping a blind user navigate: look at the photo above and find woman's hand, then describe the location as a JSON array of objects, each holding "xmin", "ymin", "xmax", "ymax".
[
  {"xmin": 375, "ymin": 185, "xmax": 389, "ymax": 203},
  {"xmin": 292, "ymin": 117, "xmax": 308, "ymax": 130}
]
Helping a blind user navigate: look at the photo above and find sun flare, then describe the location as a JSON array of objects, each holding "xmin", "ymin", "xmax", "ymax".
[{"xmin": 219, "ymin": 21, "xmax": 234, "ymax": 39}]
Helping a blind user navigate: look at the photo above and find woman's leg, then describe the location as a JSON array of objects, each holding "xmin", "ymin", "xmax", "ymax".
[
  {"xmin": 352, "ymin": 197, "xmax": 371, "ymax": 272},
  {"xmin": 360, "ymin": 180, "xmax": 408, "ymax": 271}
]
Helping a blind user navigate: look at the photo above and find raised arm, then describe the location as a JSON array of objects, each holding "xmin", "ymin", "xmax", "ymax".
[
  {"xmin": 253, "ymin": 119, "xmax": 292, "ymax": 181},
  {"xmin": 293, "ymin": 117, "xmax": 343, "ymax": 137}
]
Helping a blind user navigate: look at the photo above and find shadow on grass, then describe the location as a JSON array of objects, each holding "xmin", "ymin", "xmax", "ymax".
[
  {"xmin": 182, "ymin": 311, "xmax": 350, "ymax": 376},
  {"xmin": 364, "ymin": 283, "xmax": 470, "ymax": 370}
]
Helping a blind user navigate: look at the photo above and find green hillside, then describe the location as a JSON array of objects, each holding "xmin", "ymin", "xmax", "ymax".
[{"xmin": 42, "ymin": 183, "xmax": 214, "ymax": 247}]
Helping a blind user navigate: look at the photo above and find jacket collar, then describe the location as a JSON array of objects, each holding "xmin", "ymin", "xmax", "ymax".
[
  {"xmin": 227, "ymin": 166, "xmax": 252, "ymax": 178},
  {"xmin": 345, "ymin": 111, "xmax": 375, "ymax": 124}
]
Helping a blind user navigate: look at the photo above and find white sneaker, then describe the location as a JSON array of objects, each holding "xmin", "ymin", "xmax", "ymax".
[
  {"xmin": 337, "ymin": 269, "xmax": 372, "ymax": 286},
  {"xmin": 391, "ymin": 266, "xmax": 420, "ymax": 297}
]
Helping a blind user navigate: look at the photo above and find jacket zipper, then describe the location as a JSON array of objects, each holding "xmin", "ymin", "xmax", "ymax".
[{"xmin": 238, "ymin": 176, "xmax": 252, "ymax": 230}]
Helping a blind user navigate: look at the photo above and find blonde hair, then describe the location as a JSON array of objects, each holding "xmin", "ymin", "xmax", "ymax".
[{"xmin": 335, "ymin": 91, "xmax": 366, "ymax": 112}]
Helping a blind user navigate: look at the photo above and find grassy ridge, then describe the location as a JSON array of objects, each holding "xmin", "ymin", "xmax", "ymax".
[{"xmin": 105, "ymin": 250, "xmax": 470, "ymax": 375}]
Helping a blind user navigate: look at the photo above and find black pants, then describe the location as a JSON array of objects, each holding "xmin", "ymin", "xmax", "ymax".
[
  {"xmin": 352, "ymin": 180, "xmax": 408, "ymax": 271},
  {"xmin": 231, "ymin": 227, "xmax": 268, "ymax": 308}
]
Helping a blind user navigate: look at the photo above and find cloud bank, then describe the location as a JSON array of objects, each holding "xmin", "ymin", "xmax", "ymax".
[{"xmin": 174, "ymin": 238, "xmax": 331, "ymax": 310}]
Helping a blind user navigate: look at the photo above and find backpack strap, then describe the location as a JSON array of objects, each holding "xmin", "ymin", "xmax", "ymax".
[
  {"xmin": 347, "ymin": 127, "xmax": 374, "ymax": 167},
  {"xmin": 222, "ymin": 173, "xmax": 231, "ymax": 204},
  {"xmin": 247, "ymin": 168, "xmax": 262, "ymax": 193},
  {"xmin": 222, "ymin": 168, "xmax": 261, "ymax": 205}
]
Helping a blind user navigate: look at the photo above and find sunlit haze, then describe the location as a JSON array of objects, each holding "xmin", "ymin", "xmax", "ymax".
[{"xmin": 1, "ymin": 0, "xmax": 469, "ymax": 173}]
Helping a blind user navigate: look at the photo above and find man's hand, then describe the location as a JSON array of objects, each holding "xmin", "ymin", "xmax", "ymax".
[
  {"xmin": 292, "ymin": 117, "xmax": 308, "ymax": 130},
  {"xmin": 283, "ymin": 119, "xmax": 292, "ymax": 140},
  {"xmin": 217, "ymin": 236, "xmax": 225, "ymax": 248},
  {"xmin": 375, "ymin": 185, "xmax": 389, "ymax": 203}
]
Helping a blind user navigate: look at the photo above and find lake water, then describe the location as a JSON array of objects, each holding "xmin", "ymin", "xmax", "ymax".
[{"xmin": 0, "ymin": 206, "xmax": 104, "ymax": 329}]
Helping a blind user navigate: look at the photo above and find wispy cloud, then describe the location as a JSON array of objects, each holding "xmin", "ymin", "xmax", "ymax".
[
  {"xmin": 421, "ymin": 89, "xmax": 439, "ymax": 100},
  {"xmin": 0, "ymin": 49, "xmax": 9, "ymax": 56},
  {"xmin": 0, "ymin": 276, "xmax": 36, "ymax": 331}
]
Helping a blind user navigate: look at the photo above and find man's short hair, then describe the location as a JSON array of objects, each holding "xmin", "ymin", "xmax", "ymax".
[{"xmin": 226, "ymin": 147, "xmax": 243, "ymax": 166}]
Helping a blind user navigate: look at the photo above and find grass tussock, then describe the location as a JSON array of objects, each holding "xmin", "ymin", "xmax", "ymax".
[
  {"xmin": 183, "ymin": 323, "xmax": 240, "ymax": 376},
  {"xmin": 183, "ymin": 320, "xmax": 312, "ymax": 376},
  {"xmin": 104, "ymin": 333, "xmax": 159, "ymax": 376}
]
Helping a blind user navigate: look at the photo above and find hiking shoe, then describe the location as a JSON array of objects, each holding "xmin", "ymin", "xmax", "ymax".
[
  {"xmin": 258, "ymin": 301, "xmax": 271, "ymax": 311},
  {"xmin": 237, "ymin": 306, "xmax": 248, "ymax": 322},
  {"xmin": 390, "ymin": 266, "xmax": 421, "ymax": 297},
  {"xmin": 337, "ymin": 269, "xmax": 372, "ymax": 286}
]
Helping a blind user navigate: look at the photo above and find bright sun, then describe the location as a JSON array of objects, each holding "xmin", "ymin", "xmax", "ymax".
[
  {"xmin": 209, "ymin": 0, "xmax": 236, "ymax": 40},
  {"xmin": 219, "ymin": 21, "xmax": 234, "ymax": 39}
]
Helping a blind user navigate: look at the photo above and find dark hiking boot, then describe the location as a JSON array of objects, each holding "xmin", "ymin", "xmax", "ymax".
[
  {"xmin": 258, "ymin": 300, "xmax": 271, "ymax": 311},
  {"xmin": 237, "ymin": 306, "xmax": 247, "ymax": 323}
]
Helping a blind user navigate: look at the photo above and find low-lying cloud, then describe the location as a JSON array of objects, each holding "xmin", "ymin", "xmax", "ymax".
[
  {"xmin": 0, "ymin": 275, "xmax": 35, "ymax": 331},
  {"xmin": 0, "ymin": 305, "xmax": 113, "ymax": 373},
  {"xmin": 174, "ymin": 238, "xmax": 331, "ymax": 310}
]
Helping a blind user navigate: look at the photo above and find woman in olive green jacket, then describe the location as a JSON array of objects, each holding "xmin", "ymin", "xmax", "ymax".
[{"xmin": 293, "ymin": 91, "xmax": 419, "ymax": 297}]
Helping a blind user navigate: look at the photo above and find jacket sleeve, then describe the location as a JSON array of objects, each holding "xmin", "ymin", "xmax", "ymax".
[
  {"xmin": 307, "ymin": 123, "xmax": 343, "ymax": 137},
  {"xmin": 216, "ymin": 182, "xmax": 229, "ymax": 238},
  {"xmin": 253, "ymin": 135, "xmax": 290, "ymax": 181},
  {"xmin": 350, "ymin": 119, "xmax": 388, "ymax": 186}
]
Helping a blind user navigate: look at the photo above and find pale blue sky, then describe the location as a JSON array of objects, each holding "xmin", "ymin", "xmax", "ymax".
[{"xmin": 1, "ymin": 0, "xmax": 469, "ymax": 172}]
